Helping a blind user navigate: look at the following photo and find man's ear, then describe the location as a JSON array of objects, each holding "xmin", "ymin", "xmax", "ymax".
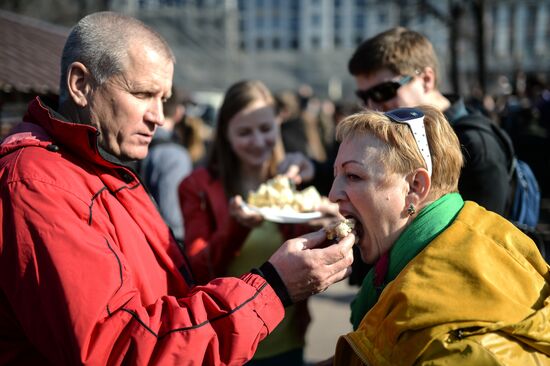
[
  {"xmin": 66, "ymin": 62, "xmax": 94, "ymax": 108},
  {"xmin": 406, "ymin": 168, "xmax": 431, "ymax": 204},
  {"xmin": 420, "ymin": 66, "xmax": 437, "ymax": 93}
]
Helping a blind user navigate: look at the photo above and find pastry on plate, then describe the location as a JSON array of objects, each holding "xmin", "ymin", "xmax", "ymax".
[{"xmin": 247, "ymin": 175, "xmax": 322, "ymax": 213}]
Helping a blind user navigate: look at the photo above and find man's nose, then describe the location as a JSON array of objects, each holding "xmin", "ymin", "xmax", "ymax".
[{"xmin": 145, "ymin": 99, "xmax": 164, "ymax": 125}]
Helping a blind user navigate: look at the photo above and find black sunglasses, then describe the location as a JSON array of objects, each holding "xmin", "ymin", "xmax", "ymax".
[{"xmin": 355, "ymin": 75, "xmax": 413, "ymax": 105}]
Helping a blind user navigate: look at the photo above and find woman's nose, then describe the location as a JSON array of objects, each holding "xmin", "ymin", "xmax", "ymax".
[
  {"xmin": 328, "ymin": 176, "xmax": 344, "ymax": 203},
  {"xmin": 250, "ymin": 130, "xmax": 266, "ymax": 146}
]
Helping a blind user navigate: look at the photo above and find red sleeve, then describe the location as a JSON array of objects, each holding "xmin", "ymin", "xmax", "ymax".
[
  {"xmin": 0, "ymin": 177, "xmax": 284, "ymax": 365},
  {"xmin": 179, "ymin": 171, "xmax": 251, "ymax": 284}
]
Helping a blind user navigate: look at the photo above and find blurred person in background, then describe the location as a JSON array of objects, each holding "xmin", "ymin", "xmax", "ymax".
[
  {"xmin": 327, "ymin": 106, "xmax": 550, "ymax": 365},
  {"xmin": 275, "ymin": 90, "xmax": 310, "ymax": 157},
  {"xmin": 301, "ymin": 96, "xmax": 327, "ymax": 163},
  {"xmin": 179, "ymin": 80, "xmax": 323, "ymax": 366},
  {"xmin": 499, "ymin": 72, "xmax": 550, "ymax": 198},
  {"xmin": 140, "ymin": 86, "xmax": 193, "ymax": 242},
  {"xmin": 311, "ymin": 101, "xmax": 360, "ymax": 197},
  {"xmin": 175, "ymin": 112, "xmax": 210, "ymax": 167},
  {"xmin": 0, "ymin": 12, "xmax": 355, "ymax": 365},
  {"xmin": 275, "ymin": 89, "xmax": 328, "ymax": 164}
]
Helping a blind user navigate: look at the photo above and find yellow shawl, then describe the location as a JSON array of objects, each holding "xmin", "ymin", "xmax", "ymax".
[{"xmin": 335, "ymin": 201, "xmax": 550, "ymax": 366}]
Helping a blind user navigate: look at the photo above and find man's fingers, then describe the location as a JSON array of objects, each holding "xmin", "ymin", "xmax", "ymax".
[
  {"xmin": 323, "ymin": 266, "xmax": 353, "ymax": 289},
  {"xmin": 317, "ymin": 233, "xmax": 355, "ymax": 260},
  {"xmin": 310, "ymin": 265, "xmax": 353, "ymax": 296},
  {"xmin": 299, "ymin": 229, "xmax": 332, "ymax": 249}
]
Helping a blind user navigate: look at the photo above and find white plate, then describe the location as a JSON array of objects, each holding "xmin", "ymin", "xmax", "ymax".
[{"xmin": 243, "ymin": 204, "xmax": 322, "ymax": 224}]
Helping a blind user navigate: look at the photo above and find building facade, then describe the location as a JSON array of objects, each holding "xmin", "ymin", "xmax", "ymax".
[{"xmin": 3, "ymin": 0, "xmax": 547, "ymax": 98}]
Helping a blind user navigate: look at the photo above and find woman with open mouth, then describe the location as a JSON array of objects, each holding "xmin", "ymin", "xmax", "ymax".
[{"xmin": 326, "ymin": 105, "xmax": 550, "ymax": 365}]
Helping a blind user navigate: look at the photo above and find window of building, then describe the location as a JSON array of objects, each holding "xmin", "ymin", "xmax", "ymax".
[
  {"xmin": 273, "ymin": 37, "xmax": 281, "ymax": 49},
  {"xmin": 256, "ymin": 38, "xmax": 265, "ymax": 50},
  {"xmin": 354, "ymin": 14, "xmax": 365, "ymax": 28},
  {"xmin": 291, "ymin": 38, "xmax": 299, "ymax": 49},
  {"xmin": 312, "ymin": 14, "xmax": 321, "ymax": 26},
  {"xmin": 355, "ymin": 35, "xmax": 364, "ymax": 45},
  {"xmin": 290, "ymin": 16, "xmax": 299, "ymax": 31},
  {"xmin": 256, "ymin": 16, "xmax": 265, "ymax": 29},
  {"xmin": 159, "ymin": 0, "xmax": 186, "ymax": 6},
  {"xmin": 334, "ymin": 15, "xmax": 341, "ymax": 29},
  {"xmin": 311, "ymin": 36, "xmax": 320, "ymax": 49},
  {"xmin": 378, "ymin": 10, "xmax": 388, "ymax": 24},
  {"xmin": 273, "ymin": 15, "xmax": 280, "ymax": 28},
  {"xmin": 334, "ymin": 36, "xmax": 342, "ymax": 47},
  {"xmin": 418, "ymin": 11, "xmax": 426, "ymax": 24},
  {"xmin": 490, "ymin": 3, "xmax": 511, "ymax": 56},
  {"xmin": 239, "ymin": 40, "xmax": 246, "ymax": 51},
  {"xmin": 525, "ymin": 5, "xmax": 537, "ymax": 55}
]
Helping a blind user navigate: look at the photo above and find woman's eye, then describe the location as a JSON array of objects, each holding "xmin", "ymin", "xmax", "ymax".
[
  {"xmin": 346, "ymin": 173, "xmax": 360, "ymax": 181},
  {"xmin": 260, "ymin": 124, "xmax": 274, "ymax": 133},
  {"xmin": 237, "ymin": 130, "xmax": 252, "ymax": 137}
]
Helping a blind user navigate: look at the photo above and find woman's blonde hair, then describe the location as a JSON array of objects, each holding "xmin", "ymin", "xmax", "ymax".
[{"xmin": 336, "ymin": 105, "xmax": 463, "ymax": 199}]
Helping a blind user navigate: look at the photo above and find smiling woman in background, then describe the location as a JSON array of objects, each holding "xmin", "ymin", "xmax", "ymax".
[
  {"xmin": 327, "ymin": 105, "xmax": 550, "ymax": 365},
  {"xmin": 179, "ymin": 80, "xmax": 312, "ymax": 365}
]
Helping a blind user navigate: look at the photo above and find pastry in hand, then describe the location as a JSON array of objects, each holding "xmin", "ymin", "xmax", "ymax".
[{"xmin": 326, "ymin": 218, "xmax": 356, "ymax": 241}]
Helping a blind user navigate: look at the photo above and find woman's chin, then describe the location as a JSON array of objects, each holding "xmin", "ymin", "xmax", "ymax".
[
  {"xmin": 361, "ymin": 255, "xmax": 377, "ymax": 265},
  {"xmin": 359, "ymin": 243, "xmax": 378, "ymax": 264}
]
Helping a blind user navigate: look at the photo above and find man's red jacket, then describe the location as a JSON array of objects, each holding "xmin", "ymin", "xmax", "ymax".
[{"xmin": 0, "ymin": 98, "xmax": 283, "ymax": 365}]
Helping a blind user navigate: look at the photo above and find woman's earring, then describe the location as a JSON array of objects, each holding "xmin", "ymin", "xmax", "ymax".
[{"xmin": 407, "ymin": 203, "xmax": 416, "ymax": 216}]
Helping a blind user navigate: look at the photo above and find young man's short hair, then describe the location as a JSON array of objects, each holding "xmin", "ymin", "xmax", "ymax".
[{"xmin": 348, "ymin": 27, "xmax": 440, "ymax": 86}]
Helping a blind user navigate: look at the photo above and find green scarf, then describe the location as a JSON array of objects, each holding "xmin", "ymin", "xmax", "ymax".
[{"xmin": 350, "ymin": 193, "xmax": 464, "ymax": 330}]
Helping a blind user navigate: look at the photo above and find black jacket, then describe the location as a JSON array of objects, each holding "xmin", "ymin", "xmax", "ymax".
[{"xmin": 446, "ymin": 97, "xmax": 511, "ymax": 215}]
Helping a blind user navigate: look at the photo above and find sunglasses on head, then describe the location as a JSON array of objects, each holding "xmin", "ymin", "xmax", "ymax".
[
  {"xmin": 355, "ymin": 75, "xmax": 413, "ymax": 105},
  {"xmin": 384, "ymin": 107, "xmax": 432, "ymax": 177}
]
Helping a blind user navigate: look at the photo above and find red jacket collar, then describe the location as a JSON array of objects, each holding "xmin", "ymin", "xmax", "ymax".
[{"xmin": 16, "ymin": 97, "xmax": 122, "ymax": 169}]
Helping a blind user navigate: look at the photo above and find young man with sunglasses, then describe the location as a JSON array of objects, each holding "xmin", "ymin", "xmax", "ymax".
[{"xmin": 348, "ymin": 26, "xmax": 511, "ymax": 218}]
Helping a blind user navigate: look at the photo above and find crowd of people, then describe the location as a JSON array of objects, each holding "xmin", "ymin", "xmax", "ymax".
[{"xmin": 0, "ymin": 10, "xmax": 549, "ymax": 366}]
